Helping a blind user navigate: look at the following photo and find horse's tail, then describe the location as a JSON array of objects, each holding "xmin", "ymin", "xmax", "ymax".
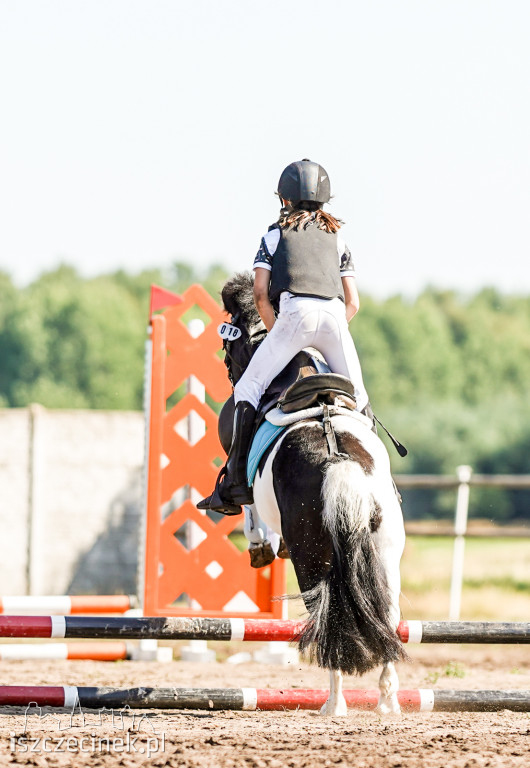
[{"xmin": 297, "ymin": 460, "xmax": 406, "ymax": 675}]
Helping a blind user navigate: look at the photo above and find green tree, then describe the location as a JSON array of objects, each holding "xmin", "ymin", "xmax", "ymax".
[
  {"xmin": 1, "ymin": 262, "xmax": 529, "ymax": 521},
  {"xmin": 1, "ymin": 266, "xmax": 146, "ymax": 409}
]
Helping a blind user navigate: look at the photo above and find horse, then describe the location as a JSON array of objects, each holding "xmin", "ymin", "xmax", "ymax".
[{"xmin": 218, "ymin": 272, "xmax": 407, "ymax": 716}]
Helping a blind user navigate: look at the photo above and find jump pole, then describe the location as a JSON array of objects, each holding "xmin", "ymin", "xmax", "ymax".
[
  {"xmin": 0, "ymin": 596, "xmax": 136, "ymax": 615},
  {"xmin": 1, "ymin": 617, "xmax": 528, "ymax": 643},
  {"xmin": 0, "ymin": 642, "xmax": 129, "ymax": 662},
  {"xmin": 0, "ymin": 686, "xmax": 528, "ymax": 712}
]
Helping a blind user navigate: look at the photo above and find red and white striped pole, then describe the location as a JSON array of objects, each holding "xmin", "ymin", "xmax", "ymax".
[
  {"xmin": 0, "ymin": 617, "xmax": 528, "ymax": 643},
  {"xmin": 0, "ymin": 686, "xmax": 527, "ymax": 712},
  {"xmin": 0, "ymin": 595, "xmax": 135, "ymax": 615},
  {"xmin": 0, "ymin": 642, "xmax": 129, "ymax": 661}
]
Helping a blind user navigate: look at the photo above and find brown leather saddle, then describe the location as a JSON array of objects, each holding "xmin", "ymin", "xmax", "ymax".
[
  {"xmin": 278, "ymin": 373, "xmax": 356, "ymax": 413},
  {"xmin": 218, "ymin": 351, "xmax": 357, "ymax": 453}
]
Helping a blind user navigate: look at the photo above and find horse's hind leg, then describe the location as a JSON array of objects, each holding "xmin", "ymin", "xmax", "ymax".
[
  {"xmin": 375, "ymin": 541, "xmax": 403, "ymax": 715},
  {"xmin": 377, "ymin": 662, "xmax": 401, "ymax": 715},
  {"xmin": 376, "ymin": 545, "xmax": 402, "ymax": 717},
  {"xmin": 244, "ymin": 505, "xmax": 277, "ymax": 569},
  {"xmin": 277, "ymin": 474, "xmax": 347, "ymax": 717},
  {"xmin": 373, "ymin": 494, "xmax": 406, "ymax": 716},
  {"xmin": 320, "ymin": 669, "xmax": 348, "ymax": 717},
  {"xmin": 375, "ymin": 544, "xmax": 402, "ymax": 715}
]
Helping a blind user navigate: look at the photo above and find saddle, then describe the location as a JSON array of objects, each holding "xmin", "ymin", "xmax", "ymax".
[
  {"xmin": 218, "ymin": 350, "xmax": 358, "ymax": 454},
  {"xmin": 278, "ymin": 373, "xmax": 356, "ymax": 414}
]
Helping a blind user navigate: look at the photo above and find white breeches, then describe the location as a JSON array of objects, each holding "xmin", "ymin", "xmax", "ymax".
[{"xmin": 234, "ymin": 293, "xmax": 369, "ymax": 411}]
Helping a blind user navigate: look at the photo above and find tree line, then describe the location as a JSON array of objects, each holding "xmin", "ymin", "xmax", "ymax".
[{"xmin": 1, "ymin": 263, "xmax": 528, "ymax": 521}]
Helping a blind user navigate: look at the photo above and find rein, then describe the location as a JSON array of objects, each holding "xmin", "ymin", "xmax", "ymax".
[{"xmin": 223, "ymin": 312, "xmax": 267, "ymax": 386}]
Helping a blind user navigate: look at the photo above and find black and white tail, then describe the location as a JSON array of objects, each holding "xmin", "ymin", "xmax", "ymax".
[{"xmin": 298, "ymin": 460, "xmax": 406, "ymax": 675}]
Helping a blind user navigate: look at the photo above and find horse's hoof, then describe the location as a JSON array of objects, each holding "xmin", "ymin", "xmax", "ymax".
[
  {"xmin": 276, "ymin": 537, "xmax": 290, "ymax": 559},
  {"xmin": 376, "ymin": 695, "xmax": 401, "ymax": 716},
  {"xmin": 249, "ymin": 541, "xmax": 276, "ymax": 569},
  {"xmin": 320, "ymin": 697, "xmax": 348, "ymax": 717}
]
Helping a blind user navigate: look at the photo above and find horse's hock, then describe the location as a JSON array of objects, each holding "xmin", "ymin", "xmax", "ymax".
[{"xmin": 144, "ymin": 283, "xmax": 286, "ymax": 619}]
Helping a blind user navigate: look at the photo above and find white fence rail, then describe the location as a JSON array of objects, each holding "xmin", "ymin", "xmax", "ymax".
[{"xmin": 395, "ymin": 467, "xmax": 530, "ymax": 619}]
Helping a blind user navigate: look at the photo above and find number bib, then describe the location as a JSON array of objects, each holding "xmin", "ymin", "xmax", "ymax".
[{"xmin": 217, "ymin": 323, "xmax": 242, "ymax": 341}]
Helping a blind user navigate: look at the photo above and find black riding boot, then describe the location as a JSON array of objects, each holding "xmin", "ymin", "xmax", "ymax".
[{"xmin": 197, "ymin": 401, "xmax": 256, "ymax": 515}]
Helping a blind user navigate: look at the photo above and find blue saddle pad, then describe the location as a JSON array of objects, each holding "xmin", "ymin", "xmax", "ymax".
[{"xmin": 247, "ymin": 420, "xmax": 285, "ymax": 487}]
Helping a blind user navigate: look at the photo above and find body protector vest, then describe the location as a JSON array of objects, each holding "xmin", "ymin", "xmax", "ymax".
[{"xmin": 268, "ymin": 222, "xmax": 345, "ymax": 309}]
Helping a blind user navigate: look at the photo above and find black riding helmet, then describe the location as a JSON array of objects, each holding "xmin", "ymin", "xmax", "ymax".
[{"xmin": 277, "ymin": 158, "xmax": 331, "ymax": 205}]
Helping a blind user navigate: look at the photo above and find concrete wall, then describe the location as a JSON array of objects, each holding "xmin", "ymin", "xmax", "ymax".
[
  {"xmin": 0, "ymin": 406, "xmax": 145, "ymax": 596},
  {"xmin": 0, "ymin": 409, "xmax": 31, "ymax": 594}
]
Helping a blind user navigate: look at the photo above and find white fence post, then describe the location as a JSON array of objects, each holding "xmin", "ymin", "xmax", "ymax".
[
  {"xmin": 449, "ymin": 464, "xmax": 472, "ymax": 620},
  {"xmin": 27, "ymin": 404, "xmax": 45, "ymax": 595},
  {"xmin": 137, "ymin": 329, "xmax": 152, "ymax": 610}
]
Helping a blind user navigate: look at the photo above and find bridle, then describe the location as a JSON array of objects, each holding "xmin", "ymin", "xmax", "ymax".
[{"xmin": 222, "ymin": 311, "xmax": 267, "ymax": 386}]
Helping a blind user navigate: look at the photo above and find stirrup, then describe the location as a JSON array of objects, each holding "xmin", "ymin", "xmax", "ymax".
[{"xmin": 196, "ymin": 468, "xmax": 242, "ymax": 516}]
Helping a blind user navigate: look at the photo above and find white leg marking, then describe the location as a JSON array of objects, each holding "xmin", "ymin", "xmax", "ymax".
[
  {"xmin": 376, "ymin": 662, "xmax": 401, "ymax": 715},
  {"xmin": 320, "ymin": 669, "xmax": 348, "ymax": 717},
  {"xmin": 243, "ymin": 505, "xmax": 266, "ymax": 544},
  {"xmin": 371, "ymin": 475, "xmax": 405, "ymax": 717},
  {"xmin": 267, "ymin": 528, "xmax": 281, "ymax": 554}
]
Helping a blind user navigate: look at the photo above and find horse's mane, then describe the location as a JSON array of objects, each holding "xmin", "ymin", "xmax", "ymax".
[{"xmin": 221, "ymin": 271, "xmax": 261, "ymax": 329}]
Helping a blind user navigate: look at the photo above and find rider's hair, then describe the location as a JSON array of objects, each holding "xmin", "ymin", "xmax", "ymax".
[{"xmin": 278, "ymin": 200, "xmax": 343, "ymax": 233}]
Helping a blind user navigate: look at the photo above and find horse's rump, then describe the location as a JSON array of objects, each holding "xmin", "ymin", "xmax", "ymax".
[{"xmin": 271, "ymin": 420, "xmax": 407, "ymax": 675}]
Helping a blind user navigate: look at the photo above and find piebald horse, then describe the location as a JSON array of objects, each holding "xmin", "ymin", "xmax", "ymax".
[{"xmin": 220, "ymin": 273, "xmax": 407, "ymax": 716}]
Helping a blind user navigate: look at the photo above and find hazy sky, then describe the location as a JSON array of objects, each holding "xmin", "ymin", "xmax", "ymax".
[{"xmin": 1, "ymin": 1, "xmax": 529, "ymax": 296}]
